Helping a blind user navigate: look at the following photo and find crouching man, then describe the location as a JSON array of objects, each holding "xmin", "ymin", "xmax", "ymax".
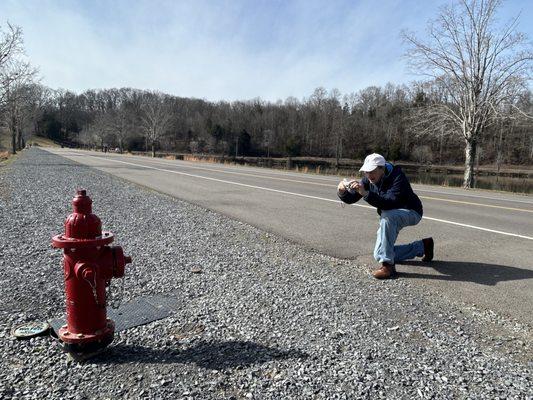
[{"xmin": 338, "ymin": 153, "xmax": 434, "ymax": 279}]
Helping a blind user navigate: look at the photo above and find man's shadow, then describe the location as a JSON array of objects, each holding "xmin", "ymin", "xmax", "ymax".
[
  {"xmin": 397, "ymin": 260, "xmax": 533, "ymax": 286},
  {"xmin": 92, "ymin": 340, "xmax": 308, "ymax": 370}
]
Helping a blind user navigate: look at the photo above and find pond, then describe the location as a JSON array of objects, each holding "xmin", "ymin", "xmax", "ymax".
[{"xmin": 409, "ymin": 172, "xmax": 533, "ymax": 194}]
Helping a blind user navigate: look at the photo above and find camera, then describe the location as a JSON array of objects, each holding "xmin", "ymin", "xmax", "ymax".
[
  {"xmin": 338, "ymin": 178, "xmax": 363, "ymax": 204},
  {"xmin": 342, "ymin": 179, "xmax": 358, "ymax": 194}
]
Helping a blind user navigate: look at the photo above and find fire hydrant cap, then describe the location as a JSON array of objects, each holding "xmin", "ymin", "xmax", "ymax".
[
  {"xmin": 52, "ymin": 189, "xmax": 114, "ymax": 248},
  {"xmin": 72, "ymin": 189, "xmax": 93, "ymax": 215}
]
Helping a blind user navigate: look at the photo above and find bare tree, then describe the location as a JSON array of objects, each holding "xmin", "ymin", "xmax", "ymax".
[
  {"xmin": 94, "ymin": 91, "xmax": 135, "ymax": 151},
  {"xmin": 104, "ymin": 105, "xmax": 134, "ymax": 153},
  {"xmin": 25, "ymin": 84, "xmax": 53, "ymax": 138},
  {"xmin": 139, "ymin": 91, "xmax": 173, "ymax": 157},
  {"xmin": 13, "ymin": 83, "xmax": 39, "ymax": 149},
  {"xmin": 0, "ymin": 23, "xmax": 38, "ymax": 153},
  {"xmin": 81, "ymin": 113, "xmax": 109, "ymax": 150},
  {"xmin": 406, "ymin": 80, "xmax": 459, "ymax": 163},
  {"xmin": 0, "ymin": 23, "xmax": 24, "ymax": 106},
  {"xmin": 403, "ymin": 0, "xmax": 532, "ymax": 187},
  {"xmin": 3, "ymin": 67, "xmax": 38, "ymax": 153},
  {"xmin": 327, "ymin": 88, "xmax": 343, "ymax": 169}
]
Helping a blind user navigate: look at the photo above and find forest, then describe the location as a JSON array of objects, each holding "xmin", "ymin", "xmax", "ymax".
[{"xmin": 4, "ymin": 83, "xmax": 532, "ymax": 169}]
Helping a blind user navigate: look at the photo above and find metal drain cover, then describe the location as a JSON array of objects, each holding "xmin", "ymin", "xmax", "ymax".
[{"xmin": 49, "ymin": 294, "xmax": 180, "ymax": 335}]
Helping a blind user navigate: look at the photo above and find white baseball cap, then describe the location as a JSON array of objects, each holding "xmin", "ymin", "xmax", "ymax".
[{"xmin": 359, "ymin": 153, "xmax": 386, "ymax": 172}]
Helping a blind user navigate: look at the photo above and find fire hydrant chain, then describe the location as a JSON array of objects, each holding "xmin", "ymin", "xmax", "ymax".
[{"xmin": 85, "ymin": 274, "xmax": 99, "ymax": 306}]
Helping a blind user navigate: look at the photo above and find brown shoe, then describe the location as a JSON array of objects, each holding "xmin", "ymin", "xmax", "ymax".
[
  {"xmin": 372, "ymin": 262, "xmax": 396, "ymax": 279},
  {"xmin": 422, "ymin": 237, "xmax": 434, "ymax": 262}
]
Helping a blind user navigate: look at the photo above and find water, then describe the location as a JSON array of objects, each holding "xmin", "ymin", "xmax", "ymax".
[
  {"xmin": 174, "ymin": 154, "xmax": 533, "ymax": 195},
  {"xmin": 410, "ymin": 172, "xmax": 533, "ymax": 194}
]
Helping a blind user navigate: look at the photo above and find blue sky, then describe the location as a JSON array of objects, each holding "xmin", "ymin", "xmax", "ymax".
[{"xmin": 1, "ymin": 0, "xmax": 531, "ymax": 101}]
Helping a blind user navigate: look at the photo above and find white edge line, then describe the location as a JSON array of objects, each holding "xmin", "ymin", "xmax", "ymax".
[
  {"xmin": 80, "ymin": 153, "xmax": 533, "ymax": 241},
  {"xmin": 421, "ymin": 216, "xmax": 533, "ymax": 240}
]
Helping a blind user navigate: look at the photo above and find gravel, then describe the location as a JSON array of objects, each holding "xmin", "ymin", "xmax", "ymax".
[{"xmin": 0, "ymin": 148, "xmax": 531, "ymax": 399}]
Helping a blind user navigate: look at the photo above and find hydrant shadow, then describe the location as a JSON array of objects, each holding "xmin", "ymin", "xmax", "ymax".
[{"xmin": 92, "ymin": 340, "xmax": 308, "ymax": 370}]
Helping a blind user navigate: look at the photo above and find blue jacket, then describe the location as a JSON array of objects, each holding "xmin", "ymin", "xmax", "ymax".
[{"xmin": 338, "ymin": 163, "xmax": 423, "ymax": 217}]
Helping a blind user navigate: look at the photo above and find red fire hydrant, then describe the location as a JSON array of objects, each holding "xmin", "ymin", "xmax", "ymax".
[{"xmin": 52, "ymin": 189, "xmax": 132, "ymax": 354}]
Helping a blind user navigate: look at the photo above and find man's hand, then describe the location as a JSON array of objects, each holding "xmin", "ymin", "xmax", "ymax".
[
  {"xmin": 338, "ymin": 179, "xmax": 366, "ymax": 196},
  {"xmin": 339, "ymin": 179, "xmax": 356, "ymax": 193},
  {"xmin": 353, "ymin": 181, "xmax": 368, "ymax": 197}
]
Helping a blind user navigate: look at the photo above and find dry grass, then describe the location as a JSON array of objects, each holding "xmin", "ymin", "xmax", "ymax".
[
  {"xmin": 0, "ymin": 135, "xmax": 60, "ymax": 150},
  {"xmin": 184, "ymin": 155, "xmax": 221, "ymax": 163},
  {"xmin": 0, "ymin": 150, "xmax": 18, "ymax": 169},
  {"xmin": 29, "ymin": 136, "xmax": 60, "ymax": 147},
  {"xmin": 295, "ymin": 165, "xmax": 309, "ymax": 174},
  {"xmin": 0, "ymin": 129, "xmax": 13, "ymax": 164}
]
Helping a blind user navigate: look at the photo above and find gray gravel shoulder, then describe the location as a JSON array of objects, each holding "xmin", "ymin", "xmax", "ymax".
[{"xmin": 0, "ymin": 148, "xmax": 531, "ymax": 400}]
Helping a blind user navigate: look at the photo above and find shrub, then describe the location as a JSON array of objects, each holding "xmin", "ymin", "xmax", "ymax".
[{"xmin": 412, "ymin": 145, "xmax": 434, "ymax": 163}]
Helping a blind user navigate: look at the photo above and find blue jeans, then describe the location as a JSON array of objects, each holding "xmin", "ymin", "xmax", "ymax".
[{"xmin": 373, "ymin": 209, "xmax": 424, "ymax": 265}]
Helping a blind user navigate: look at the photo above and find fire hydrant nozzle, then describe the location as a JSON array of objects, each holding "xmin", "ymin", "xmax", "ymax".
[
  {"xmin": 52, "ymin": 189, "xmax": 132, "ymax": 355},
  {"xmin": 74, "ymin": 263, "xmax": 96, "ymax": 282}
]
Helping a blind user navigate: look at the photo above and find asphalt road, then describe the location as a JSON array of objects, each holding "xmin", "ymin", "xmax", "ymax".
[{"xmin": 44, "ymin": 148, "xmax": 533, "ymax": 325}]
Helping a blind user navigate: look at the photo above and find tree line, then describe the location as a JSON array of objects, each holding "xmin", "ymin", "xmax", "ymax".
[{"xmin": 4, "ymin": 83, "xmax": 532, "ymax": 163}]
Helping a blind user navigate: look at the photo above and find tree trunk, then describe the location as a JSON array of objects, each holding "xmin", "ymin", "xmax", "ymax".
[
  {"xmin": 11, "ymin": 114, "xmax": 17, "ymax": 155},
  {"xmin": 496, "ymin": 124, "xmax": 504, "ymax": 174},
  {"xmin": 439, "ymin": 126, "xmax": 444, "ymax": 165},
  {"xmin": 463, "ymin": 139, "xmax": 476, "ymax": 189},
  {"xmin": 287, "ymin": 156, "xmax": 293, "ymax": 170},
  {"xmin": 17, "ymin": 127, "xmax": 22, "ymax": 150},
  {"xmin": 11, "ymin": 130, "xmax": 16, "ymax": 155},
  {"xmin": 151, "ymin": 141, "xmax": 156, "ymax": 157},
  {"xmin": 335, "ymin": 133, "xmax": 340, "ymax": 171}
]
